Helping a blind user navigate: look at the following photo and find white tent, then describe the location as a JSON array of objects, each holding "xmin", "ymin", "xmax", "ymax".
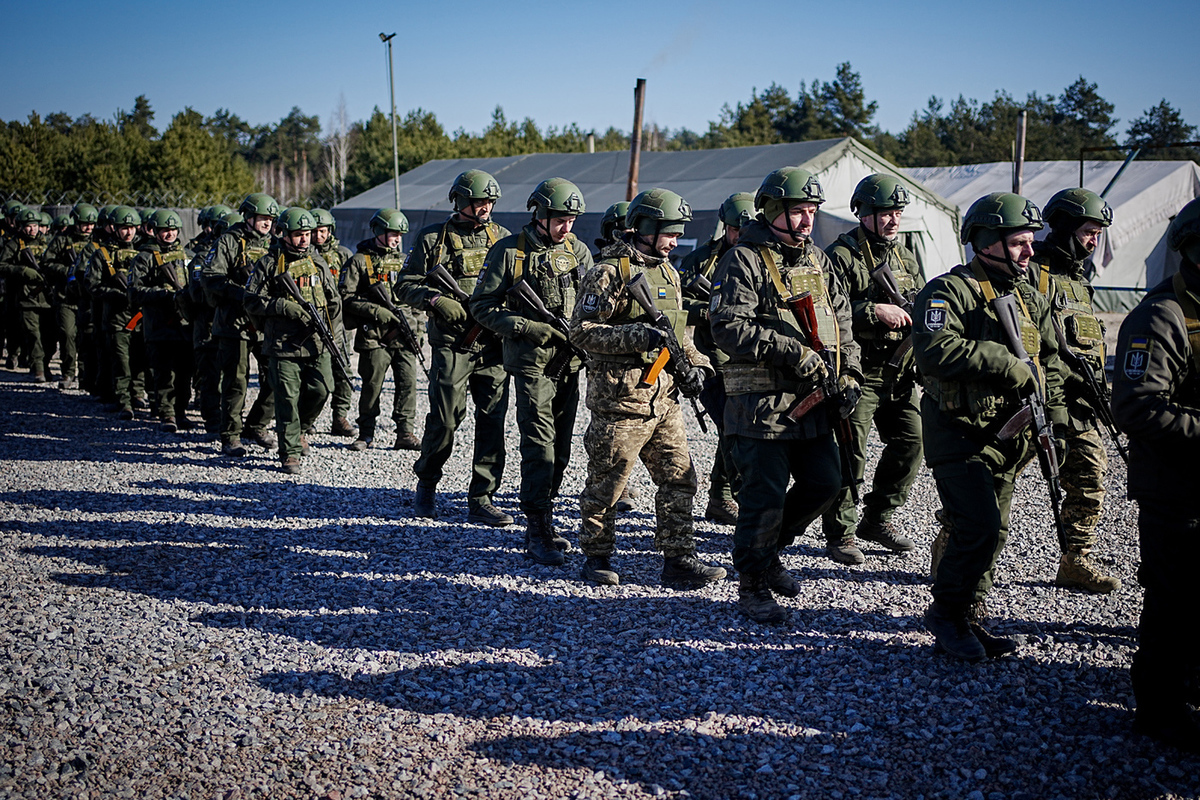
[
  {"xmin": 905, "ymin": 160, "xmax": 1200, "ymax": 309},
  {"xmin": 334, "ymin": 138, "xmax": 964, "ymax": 279}
]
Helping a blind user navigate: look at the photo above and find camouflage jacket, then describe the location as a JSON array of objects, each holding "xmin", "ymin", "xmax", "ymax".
[
  {"xmin": 339, "ymin": 238, "xmax": 424, "ymax": 353},
  {"xmin": 129, "ymin": 239, "xmax": 191, "ymax": 343},
  {"xmin": 678, "ymin": 236, "xmax": 734, "ymax": 369}
]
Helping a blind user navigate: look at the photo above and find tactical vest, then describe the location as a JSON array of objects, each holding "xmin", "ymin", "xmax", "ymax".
[
  {"xmin": 98, "ymin": 245, "xmax": 140, "ymax": 289},
  {"xmin": 593, "ymin": 256, "xmax": 687, "ymax": 367},
  {"xmin": 1037, "ymin": 264, "xmax": 1104, "ymax": 365},
  {"xmin": 238, "ymin": 233, "xmax": 271, "ymax": 278},
  {"xmin": 320, "ymin": 240, "xmax": 348, "ymax": 277},
  {"xmin": 434, "ymin": 222, "xmax": 501, "ymax": 293},
  {"xmin": 922, "ymin": 265, "xmax": 1042, "ymax": 421},
  {"xmin": 857, "ymin": 231, "xmax": 918, "ymax": 344},
  {"xmin": 275, "ymin": 254, "xmax": 327, "ymax": 308},
  {"xmin": 363, "ymin": 251, "xmax": 405, "ymax": 296},
  {"xmin": 155, "ymin": 248, "xmax": 188, "ymax": 287},
  {"xmin": 510, "ymin": 231, "xmax": 582, "ymax": 317},
  {"xmin": 723, "ymin": 243, "xmax": 841, "ymax": 395}
]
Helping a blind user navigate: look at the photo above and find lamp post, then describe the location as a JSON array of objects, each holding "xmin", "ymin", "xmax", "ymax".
[{"xmin": 379, "ymin": 32, "xmax": 400, "ymax": 209}]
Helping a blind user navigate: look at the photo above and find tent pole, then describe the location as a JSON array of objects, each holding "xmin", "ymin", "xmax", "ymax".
[
  {"xmin": 627, "ymin": 79, "xmax": 646, "ymax": 202},
  {"xmin": 1100, "ymin": 148, "xmax": 1141, "ymax": 198}
]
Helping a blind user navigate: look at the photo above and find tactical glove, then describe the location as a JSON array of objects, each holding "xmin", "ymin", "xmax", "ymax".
[
  {"xmin": 273, "ymin": 298, "xmax": 309, "ymax": 322},
  {"xmin": 678, "ymin": 365, "xmax": 707, "ymax": 399},
  {"xmin": 837, "ymin": 375, "xmax": 862, "ymax": 419},
  {"xmin": 20, "ymin": 267, "xmax": 42, "ymax": 283},
  {"xmin": 1007, "ymin": 359, "xmax": 1037, "ymax": 394},
  {"xmin": 644, "ymin": 325, "xmax": 666, "ymax": 352},
  {"xmin": 518, "ymin": 319, "xmax": 565, "ymax": 347},
  {"xmin": 429, "ymin": 294, "xmax": 467, "ymax": 324}
]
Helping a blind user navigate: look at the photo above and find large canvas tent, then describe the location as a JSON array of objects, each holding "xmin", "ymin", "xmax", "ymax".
[
  {"xmin": 333, "ymin": 138, "xmax": 964, "ymax": 278},
  {"xmin": 905, "ymin": 160, "xmax": 1200, "ymax": 310}
]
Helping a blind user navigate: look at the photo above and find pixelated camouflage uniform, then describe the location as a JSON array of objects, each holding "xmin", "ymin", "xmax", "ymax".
[{"xmin": 569, "ymin": 239, "xmax": 710, "ymax": 558}]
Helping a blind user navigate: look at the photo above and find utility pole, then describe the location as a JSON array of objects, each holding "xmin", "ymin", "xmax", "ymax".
[
  {"xmin": 379, "ymin": 32, "xmax": 400, "ymax": 209},
  {"xmin": 626, "ymin": 79, "xmax": 646, "ymax": 201}
]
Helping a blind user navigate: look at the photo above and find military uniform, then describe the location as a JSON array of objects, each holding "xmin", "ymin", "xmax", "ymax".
[
  {"xmin": 710, "ymin": 220, "xmax": 861, "ymax": 580},
  {"xmin": 203, "ymin": 220, "xmax": 277, "ymax": 453},
  {"xmin": 42, "ymin": 224, "xmax": 94, "ymax": 387},
  {"xmin": 471, "ymin": 222, "xmax": 592, "ymax": 526},
  {"xmin": 396, "ymin": 216, "xmax": 511, "ymax": 513},
  {"xmin": 821, "ymin": 225, "xmax": 925, "ymax": 552},
  {"xmin": 86, "ymin": 234, "xmax": 147, "ymax": 415},
  {"xmin": 340, "ymin": 237, "xmax": 424, "ymax": 446},
  {"xmin": 244, "ymin": 238, "xmax": 342, "ymax": 469},
  {"xmin": 0, "ymin": 222, "xmax": 53, "ymax": 380},
  {"xmin": 1111, "ymin": 205, "xmax": 1200, "ymax": 752},
  {"xmin": 183, "ymin": 228, "xmax": 222, "ymax": 432},
  {"xmin": 317, "ymin": 235, "xmax": 359, "ymax": 435}
]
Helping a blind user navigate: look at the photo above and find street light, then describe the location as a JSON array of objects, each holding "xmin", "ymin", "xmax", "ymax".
[{"xmin": 379, "ymin": 32, "xmax": 400, "ymax": 209}]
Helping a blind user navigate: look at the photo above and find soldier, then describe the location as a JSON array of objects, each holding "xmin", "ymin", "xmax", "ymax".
[
  {"xmin": 592, "ymin": 202, "xmax": 631, "ymax": 254},
  {"xmin": 913, "ymin": 192, "xmax": 1067, "ymax": 662},
  {"xmin": 41, "ymin": 203, "xmax": 99, "ymax": 391},
  {"xmin": 203, "ymin": 193, "xmax": 278, "ymax": 458},
  {"xmin": 128, "ymin": 210, "xmax": 194, "ymax": 431},
  {"xmin": 313, "ymin": 208, "xmax": 359, "ymax": 439},
  {"xmin": 820, "ymin": 175, "xmax": 924, "ymax": 564},
  {"xmin": 395, "ymin": 170, "xmax": 512, "ymax": 526},
  {"xmin": 569, "ymin": 188, "xmax": 727, "ymax": 588},
  {"xmin": 339, "ymin": 208, "xmax": 424, "ymax": 451},
  {"xmin": 679, "ymin": 191, "xmax": 756, "ymax": 526},
  {"xmin": 184, "ymin": 207, "xmax": 231, "ymax": 434},
  {"xmin": 1111, "ymin": 197, "xmax": 1200, "ymax": 754},
  {"xmin": 0, "ymin": 207, "xmax": 54, "ymax": 381},
  {"xmin": 471, "ymin": 177, "xmax": 593, "ymax": 561},
  {"xmin": 86, "ymin": 206, "xmax": 145, "ymax": 418},
  {"xmin": 710, "ymin": 167, "xmax": 862, "ymax": 623},
  {"xmin": 244, "ymin": 208, "xmax": 343, "ymax": 475},
  {"xmin": 1027, "ymin": 188, "xmax": 1120, "ymax": 593}
]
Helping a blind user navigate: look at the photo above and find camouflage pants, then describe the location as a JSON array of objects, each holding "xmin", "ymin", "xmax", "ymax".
[
  {"xmin": 579, "ymin": 401, "xmax": 697, "ymax": 558},
  {"xmin": 1058, "ymin": 427, "xmax": 1107, "ymax": 552}
]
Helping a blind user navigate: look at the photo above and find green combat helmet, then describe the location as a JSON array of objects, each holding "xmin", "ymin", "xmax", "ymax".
[
  {"xmin": 598, "ymin": 201, "xmax": 631, "ymax": 246},
  {"xmin": 369, "ymin": 207, "xmax": 409, "ymax": 237},
  {"xmin": 72, "ymin": 202, "xmax": 99, "ymax": 225},
  {"xmin": 276, "ymin": 207, "xmax": 316, "ymax": 233},
  {"xmin": 218, "ymin": 211, "xmax": 243, "ymax": 233},
  {"xmin": 850, "ymin": 174, "xmax": 911, "ymax": 217},
  {"xmin": 111, "ymin": 206, "xmax": 142, "ymax": 228},
  {"xmin": 1043, "ymin": 188, "xmax": 1113, "ymax": 232},
  {"xmin": 527, "ymin": 177, "xmax": 585, "ymax": 219},
  {"xmin": 719, "ymin": 192, "xmax": 756, "ymax": 229},
  {"xmin": 152, "ymin": 209, "xmax": 183, "ymax": 230},
  {"xmin": 38, "ymin": 211, "xmax": 53, "ymax": 227},
  {"xmin": 755, "ymin": 166, "xmax": 825, "ymax": 239},
  {"xmin": 197, "ymin": 206, "xmax": 213, "ymax": 226},
  {"xmin": 626, "ymin": 188, "xmax": 692, "ymax": 236},
  {"xmin": 1168, "ymin": 197, "xmax": 1200, "ymax": 265},
  {"xmin": 52, "ymin": 214, "xmax": 72, "ymax": 232},
  {"xmin": 311, "ymin": 208, "xmax": 337, "ymax": 232},
  {"xmin": 98, "ymin": 205, "xmax": 118, "ymax": 226},
  {"xmin": 961, "ymin": 192, "xmax": 1044, "ymax": 250},
  {"xmin": 449, "ymin": 169, "xmax": 501, "ymax": 208},
  {"xmin": 16, "ymin": 206, "xmax": 40, "ymax": 226},
  {"xmin": 238, "ymin": 192, "xmax": 280, "ymax": 219},
  {"xmin": 207, "ymin": 204, "xmax": 233, "ymax": 225}
]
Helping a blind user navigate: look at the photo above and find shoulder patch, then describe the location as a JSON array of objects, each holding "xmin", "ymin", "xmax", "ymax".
[
  {"xmin": 925, "ymin": 298, "xmax": 947, "ymax": 331},
  {"xmin": 580, "ymin": 293, "xmax": 600, "ymax": 317},
  {"xmin": 709, "ymin": 280, "xmax": 723, "ymax": 315},
  {"xmin": 1123, "ymin": 336, "xmax": 1150, "ymax": 381}
]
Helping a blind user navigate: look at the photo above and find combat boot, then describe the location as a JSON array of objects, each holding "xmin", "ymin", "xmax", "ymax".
[
  {"xmin": 58, "ymin": 377, "xmax": 78, "ymax": 390},
  {"xmin": 662, "ymin": 553, "xmax": 727, "ymax": 589},
  {"xmin": 580, "ymin": 554, "xmax": 619, "ymax": 586},
  {"xmin": 393, "ymin": 432, "xmax": 421, "ymax": 451},
  {"xmin": 347, "ymin": 437, "xmax": 371, "ymax": 452},
  {"xmin": 765, "ymin": 554, "xmax": 800, "ymax": 598},
  {"xmin": 1055, "ymin": 550, "xmax": 1121, "ymax": 593},
  {"xmin": 524, "ymin": 511, "xmax": 565, "ymax": 566},
  {"xmin": 930, "ymin": 509, "xmax": 951, "ymax": 579},
  {"xmin": 738, "ymin": 572, "xmax": 787, "ymax": 624},
  {"xmin": 468, "ymin": 499, "xmax": 515, "ymax": 527},
  {"xmin": 221, "ymin": 438, "xmax": 247, "ymax": 457},
  {"xmin": 616, "ymin": 485, "xmax": 636, "ymax": 513},
  {"xmin": 967, "ymin": 601, "xmax": 1019, "ymax": 658},
  {"xmin": 925, "ymin": 601, "xmax": 986, "ymax": 662},
  {"xmin": 246, "ymin": 427, "xmax": 276, "ymax": 450},
  {"xmin": 117, "ymin": 407, "xmax": 135, "ymax": 421},
  {"xmin": 300, "ymin": 435, "xmax": 311, "ymax": 457},
  {"xmin": 330, "ymin": 417, "xmax": 357, "ymax": 437},
  {"xmin": 856, "ymin": 519, "xmax": 915, "ymax": 553},
  {"xmin": 704, "ymin": 497, "xmax": 739, "ymax": 526},
  {"xmin": 280, "ymin": 457, "xmax": 301, "ymax": 475},
  {"xmin": 413, "ymin": 481, "xmax": 437, "ymax": 518},
  {"xmin": 826, "ymin": 537, "xmax": 865, "ymax": 565},
  {"xmin": 159, "ymin": 417, "xmax": 178, "ymax": 433}
]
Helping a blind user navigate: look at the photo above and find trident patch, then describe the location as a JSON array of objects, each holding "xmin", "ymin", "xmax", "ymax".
[
  {"xmin": 925, "ymin": 298, "xmax": 947, "ymax": 331},
  {"xmin": 1123, "ymin": 336, "xmax": 1150, "ymax": 381}
]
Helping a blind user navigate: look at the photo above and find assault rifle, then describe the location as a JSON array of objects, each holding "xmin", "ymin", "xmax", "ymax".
[
  {"xmin": 507, "ymin": 279, "xmax": 585, "ymax": 380},
  {"xmin": 155, "ymin": 255, "xmax": 194, "ymax": 323},
  {"xmin": 20, "ymin": 248, "xmax": 45, "ymax": 285},
  {"xmin": 683, "ymin": 272, "xmax": 712, "ymax": 301},
  {"xmin": 1050, "ymin": 316, "xmax": 1128, "ymax": 465},
  {"xmin": 277, "ymin": 272, "xmax": 353, "ymax": 383},
  {"xmin": 624, "ymin": 272, "xmax": 710, "ymax": 433},
  {"xmin": 424, "ymin": 263, "xmax": 493, "ymax": 355},
  {"xmin": 870, "ymin": 263, "xmax": 918, "ymax": 387},
  {"xmin": 782, "ymin": 291, "xmax": 860, "ymax": 503},
  {"xmin": 992, "ymin": 293, "xmax": 1067, "ymax": 549},
  {"xmin": 367, "ymin": 280, "xmax": 429, "ymax": 379}
]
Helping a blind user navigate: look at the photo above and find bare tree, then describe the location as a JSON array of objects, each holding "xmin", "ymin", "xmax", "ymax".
[{"xmin": 323, "ymin": 94, "xmax": 351, "ymax": 204}]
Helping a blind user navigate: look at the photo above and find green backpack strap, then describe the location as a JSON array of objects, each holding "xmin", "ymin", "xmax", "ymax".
[{"xmin": 1172, "ymin": 271, "xmax": 1200, "ymax": 372}]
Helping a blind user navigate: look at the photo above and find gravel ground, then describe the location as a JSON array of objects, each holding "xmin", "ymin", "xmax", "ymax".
[{"xmin": 1, "ymin": 349, "xmax": 1196, "ymax": 800}]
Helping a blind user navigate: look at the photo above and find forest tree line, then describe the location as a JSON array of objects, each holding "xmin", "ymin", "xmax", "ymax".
[{"xmin": 1, "ymin": 64, "xmax": 1196, "ymax": 208}]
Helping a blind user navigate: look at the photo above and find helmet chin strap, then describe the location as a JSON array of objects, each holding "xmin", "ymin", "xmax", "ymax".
[
  {"xmin": 977, "ymin": 238, "xmax": 1021, "ymax": 277},
  {"xmin": 456, "ymin": 202, "xmax": 488, "ymax": 228}
]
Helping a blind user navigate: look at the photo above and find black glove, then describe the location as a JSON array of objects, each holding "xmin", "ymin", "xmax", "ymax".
[
  {"xmin": 837, "ymin": 375, "xmax": 862, "ymax": 419},
  {"xmin": 644, "ymin": 325, "xmax": 665, "ymax": 352},
  {"xmin": 678, "ymin": 365, "xmax": 706, "ymax": 399}
]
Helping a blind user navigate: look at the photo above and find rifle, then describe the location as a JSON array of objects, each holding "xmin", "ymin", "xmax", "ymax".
[
  {"xmin": 683, "ymin": 272, "xmax": 712, "ymax": 301},
  {"xmin": 624, "ymin": 272, "xmax": 710, "ymax": 433},
  {"xmin": 21, "ymin": 248, "xmax": 45, "ymax": 285},
  {"xmin": 782, "ymin": 291, "xmax": 860, "ymax": 503},
  {"xmin": 276, "ymin": 272, "xmax": 353, "ymax": 383},
  {"xmin": 367, "ymin": 280, "xmax": 429, "ymax": 379},
  {"xmin": 155, "ymin": 254, "xmax": 195, "ymax": 323},
  {"xmin": 870, "ymin": 263, "xmax": 918, "ymax": 387},
  {"xmin": 992, "ymin": 292, "xmax": 1067, "ymax": 550},
  {"xmin": 424, "ymin": 263, "xmax": 493, "ymax": 355},
  {"xmin": 1050, "ymin": 315, "xmax": 1129, "ymax": 464},
  {"xmin": 507, "ymin": 278, "xmax": 586, "ymax": 380}
]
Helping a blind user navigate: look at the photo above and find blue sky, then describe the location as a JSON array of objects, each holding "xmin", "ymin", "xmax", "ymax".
[{"xmin": 2, "ymin": 0, "xmax": 1195, "ymax": 144}]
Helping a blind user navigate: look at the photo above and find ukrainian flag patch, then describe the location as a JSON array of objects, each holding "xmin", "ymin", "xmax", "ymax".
[{"xmin": 1123, "ymin": 336, "xmax": 1150, "ymax": 381}]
